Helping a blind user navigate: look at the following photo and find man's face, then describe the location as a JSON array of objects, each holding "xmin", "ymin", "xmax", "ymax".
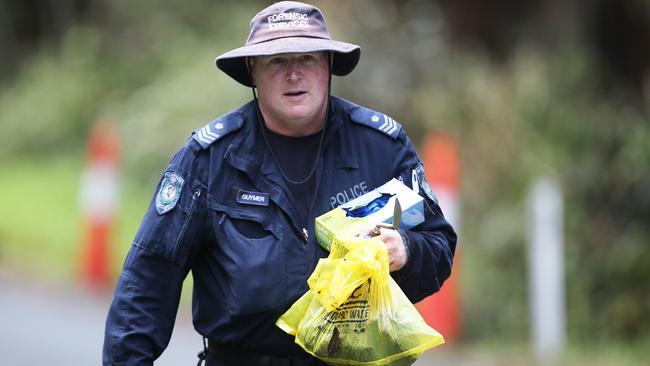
[{"xmin": 251, "ymin": 52, "xmax": 329, "ymax": 136}]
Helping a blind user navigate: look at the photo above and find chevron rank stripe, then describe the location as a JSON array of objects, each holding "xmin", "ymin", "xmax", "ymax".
[
  {"xmin": 196, "ymin": 125, "xmax": 220, "ymax": 145},
  {"xmin": 378, "ymin": 115, "xmax": 390, "ymax": 131},
  {"xmin": 380, "ymin": 115, "xmax": 398, "ymax": 135},
  {"xmin": 192, "ymin": 114, "xmax": 243, "ymax": 149}
]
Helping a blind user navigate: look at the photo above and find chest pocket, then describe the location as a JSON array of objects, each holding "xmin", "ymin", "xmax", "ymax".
[{"xmin": 209, "ymin": 201, "xmax": 287, "ymax": 315}]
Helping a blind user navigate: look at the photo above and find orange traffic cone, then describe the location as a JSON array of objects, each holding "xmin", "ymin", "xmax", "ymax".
[
  {"xmin": 416, "ymin": 132, "xmax": 462, "ymax": 343},
  {"xmin": 79, "ymin": 121, "xmax": 120, "ymax": 291}
]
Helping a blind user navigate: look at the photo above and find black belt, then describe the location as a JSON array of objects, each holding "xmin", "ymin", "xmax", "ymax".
[{"xmin": 200, "ymin": 340, "xmax": 326, "ymax": 366}]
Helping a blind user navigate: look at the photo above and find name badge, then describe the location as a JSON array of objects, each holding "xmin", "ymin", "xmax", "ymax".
[{"xmin": 237, "ymin": 190, "xmax": 269, "ymax": 206}]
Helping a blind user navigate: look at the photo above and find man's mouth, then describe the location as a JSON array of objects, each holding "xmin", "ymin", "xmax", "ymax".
[{"xmin": 284, "ymin": 91, "xmax": 306, "ymax": 97}]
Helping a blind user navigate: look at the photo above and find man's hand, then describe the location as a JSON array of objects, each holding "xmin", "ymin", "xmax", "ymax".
[{"xmin": 359, "ymin": 227, "xmax": 408, "ymax": 272}]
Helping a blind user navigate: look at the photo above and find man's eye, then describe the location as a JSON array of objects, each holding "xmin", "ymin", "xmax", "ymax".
[
  {"xmin": 270, "ymin": 58, "xmax": 286, "ymax": 65},
  {"xmin": 302, "ymin": 55, "xmax": 315, "ymax": 61}
]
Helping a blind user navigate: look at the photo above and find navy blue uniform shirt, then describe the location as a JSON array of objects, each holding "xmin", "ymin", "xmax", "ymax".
[{"xmin": 103, "ymin": 96, "xmax": 457, "ymax": 365}]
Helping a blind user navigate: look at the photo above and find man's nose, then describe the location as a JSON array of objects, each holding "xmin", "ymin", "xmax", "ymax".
[{"xmin": 286, "ymin": 60, "xmax": 303, "ymax": 81}]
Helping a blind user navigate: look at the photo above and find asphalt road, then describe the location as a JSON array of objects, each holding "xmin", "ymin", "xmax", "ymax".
[{"xmin": 0, "ymin": 277, "xmax": 200, "ymax": 366}]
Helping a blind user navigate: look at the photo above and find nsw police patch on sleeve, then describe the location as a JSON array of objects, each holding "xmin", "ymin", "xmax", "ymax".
[
  {"xmin": 156, "ymin": 171, "xmax": 185, "ymax": 215},
  {"xmin": 413, "ymin": 164, "xmax": 438, "ymax": 205}
]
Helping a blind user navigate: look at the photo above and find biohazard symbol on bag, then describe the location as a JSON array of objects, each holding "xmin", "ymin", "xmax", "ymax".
[
  {"xmin": 276, "ymin": 237, "xmax": 444, "ymax": 366},
  {"xmin": 324, "ymin": 280, "xmax": 370, "ymax": 330}
]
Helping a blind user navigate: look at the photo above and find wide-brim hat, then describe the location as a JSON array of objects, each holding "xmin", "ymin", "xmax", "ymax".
[{"xmin": 216, "ymin": 1, "xmax": 361, "ymax": 87}]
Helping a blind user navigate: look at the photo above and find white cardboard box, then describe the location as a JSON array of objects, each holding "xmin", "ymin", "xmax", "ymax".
[{"xmin": 315, "ymin": 178, "xmax": 424, "ymax": 251}]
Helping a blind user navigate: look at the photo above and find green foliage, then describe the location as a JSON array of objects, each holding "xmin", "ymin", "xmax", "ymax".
[
  {"xmin": 0, "ymin": 26, "xmax": 104, "ymax": 158},
  {"xmin": 410, "ymin": 44, "xmax": 650, "ymax": 344}
]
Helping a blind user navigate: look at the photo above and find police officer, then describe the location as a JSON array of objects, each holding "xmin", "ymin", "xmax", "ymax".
[{"xmin": 103, "ymin": 2, "xmax": 456, "ymax": 365}]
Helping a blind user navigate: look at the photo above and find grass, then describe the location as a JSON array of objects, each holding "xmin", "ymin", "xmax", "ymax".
[
  {"xmin": 0, "ymin": 154, "xmax": 196, "ymax": 300},
  {"xmin": 0, "ymin": 154, "xmax": 147, "ymax": 281},
  {"xmin": 0, "ymin": 156, "xmax": 84, "ymax": 279},
  {"xmin": 416, "ymin": 339, "xmax": 650, "ymax": 366}
]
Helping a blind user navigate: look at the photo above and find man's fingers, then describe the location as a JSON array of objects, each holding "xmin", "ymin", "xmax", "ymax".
[
  {"xmin": 358, "ymin": 227, "xmax": 405, "ymax": 271},
  {"xmin": 358, "ymin": 225, "xmax": 381, "ymax": 237}
]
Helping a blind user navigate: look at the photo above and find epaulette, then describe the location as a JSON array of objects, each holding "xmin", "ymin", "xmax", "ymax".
[
  {"xmin": 192, "ymin": 112, "xmax": 244, "ymax": 149},
  {"xmin": 349, "ymin": 105, "xmax": 402, "ymax": 139}
]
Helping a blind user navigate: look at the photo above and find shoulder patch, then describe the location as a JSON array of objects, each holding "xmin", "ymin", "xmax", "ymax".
[
  {"xmin": 350, "ymin": 106, "xmax": 402, "ymax": 139},
  {"xmin": 156, "ymin": 171, "xmax": 184, "ymax": 215},
  {"xmin": 413, "ymin": 163, "xmax": 438, "ymax": 205},
  {"xmin": 192, "ymin": 112, "xmax": 243, "ymax": 149}
]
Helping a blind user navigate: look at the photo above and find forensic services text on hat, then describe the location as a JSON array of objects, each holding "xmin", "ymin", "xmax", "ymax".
[{"xmin": 268, "ymin": 12, "xmax": 310, "ymax": 29}]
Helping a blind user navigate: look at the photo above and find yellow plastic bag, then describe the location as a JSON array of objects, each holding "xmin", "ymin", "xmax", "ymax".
[{"xmin": 276, "ymin": 237, "xmax": 444, "ymax": 366}]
